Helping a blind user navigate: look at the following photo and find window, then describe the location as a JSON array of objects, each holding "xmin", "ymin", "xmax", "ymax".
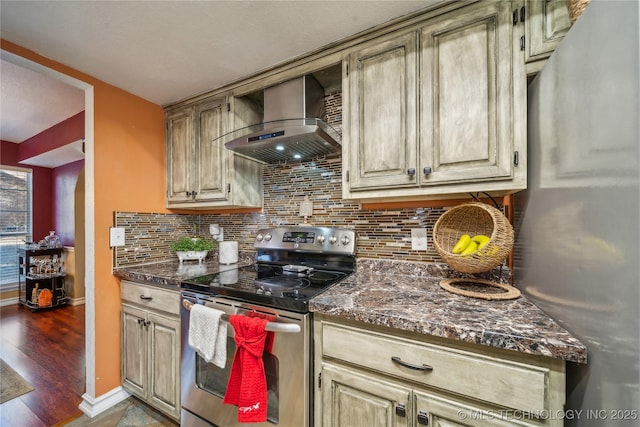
[{"xmin": 0, "ymin": 167, "xmax": 32, "ymax": 287}]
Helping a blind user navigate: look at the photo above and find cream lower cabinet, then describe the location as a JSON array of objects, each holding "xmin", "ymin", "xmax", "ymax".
[
  {"xmin": 321, "ymin": 363, "xmax": 411, "ymax": 427},
  {"xmin": 321, "ymin": 364, "xmax": 521, "ymax": 427},
  {"xmin": 315, "ymin": 317, "xmax": 566, "ymax": 427},
  {"xmin": 121, "ymin": 281, "xmax": 180, "ymax": 421},
  {"xmin": 342, "ymin": 0, "xmax": 526, "ymax": 202},
  {"xmin": 165, "ymin": 95, "xmax": 263, "ymax": 209}
]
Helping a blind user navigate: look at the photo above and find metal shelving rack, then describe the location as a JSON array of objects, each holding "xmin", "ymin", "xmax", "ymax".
[{"xmin": 18, "ymin": 247, "xmax": 68, "ymax": 310}]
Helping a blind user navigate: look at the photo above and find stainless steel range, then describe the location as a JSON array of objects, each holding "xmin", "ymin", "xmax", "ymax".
[{"xmin": 180, "ymin": 226, "xmax": 356, "ymax": 427}]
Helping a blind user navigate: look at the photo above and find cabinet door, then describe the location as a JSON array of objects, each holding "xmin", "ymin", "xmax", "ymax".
[
  {"xmin": 166, "ymin": 107, "xmax": 195, "ymax": 203},
  {"xmin": 420, "ymin": 1, "xmax": 516, "ymax": 185},
  {"xmin": 195, "ymin": 97, "xmax": 228, "ymax": 202},
  {"xmin": 148, "ymin": 311, "xmax": 180, "ymax": 420},
  {"xmin": 321, "ymin": 363, "xmax": 411, "ymax": 427},
  {"xmin": 525, "ymin": 0, "xmax": 571, "ymax": 63},
  {"xmin": 121, "ymin": 304, "xmax": 148, "ymax": 399},
  {"xmin": 345, "ymin": 31, "xmax": 418, "ymax": 191},
  {"xmin": 414, "ymin": 390, "xmax": 525, "ymax": 427}
]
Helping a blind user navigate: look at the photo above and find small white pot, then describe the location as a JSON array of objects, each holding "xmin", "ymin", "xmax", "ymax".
[{"xmin": 176, "ymin": 250, "xmax": 209, "ymax": 264}]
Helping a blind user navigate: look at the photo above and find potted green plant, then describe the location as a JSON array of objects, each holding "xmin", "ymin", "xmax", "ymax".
[{"xmin": 171, "ymin": 237, "xmax": 216, "ymax": 263}]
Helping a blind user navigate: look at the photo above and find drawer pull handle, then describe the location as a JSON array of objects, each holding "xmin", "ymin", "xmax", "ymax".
[
  {"xmin": 139, "ymin": 295, "xmax": 153, "ymax": 301},
  {"xmin": 391, "ymin": 356, "xmax": 433, "ymax": 372}
]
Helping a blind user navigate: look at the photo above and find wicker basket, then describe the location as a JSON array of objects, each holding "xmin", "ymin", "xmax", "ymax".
[
  {"xmin": 566, "ymin": 0, "xmax": 590, "ymax": 24},
  {"xmin": 432, "ymin": 202, "xmax": 514, "ymax": 274}
]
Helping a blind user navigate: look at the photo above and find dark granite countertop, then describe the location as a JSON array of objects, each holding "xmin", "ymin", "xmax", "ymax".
[
  {"xmin": 113, "ymin": 252, "xmax": 255, "ymax": 290},
  {"xmin": 114, "ymin": 256, "xmax": 587, "ymax": 364},
  {"xmin": 310, "ymin": 259, "xmax": 587, "ymax": 364}
]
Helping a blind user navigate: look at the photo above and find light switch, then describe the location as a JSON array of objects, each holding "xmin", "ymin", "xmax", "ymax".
[
  {"xmin": 411, "ymin": 228, "xmax": 428, "ymax": 251},
  {"xmin": 110, "ymin": 227, "xmax": 125, "ymax": 247}
]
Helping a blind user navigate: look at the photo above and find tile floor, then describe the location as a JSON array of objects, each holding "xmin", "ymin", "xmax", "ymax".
[{"xmin": 61, "ymin": 396, "xmax": 179, "ymax": 427}]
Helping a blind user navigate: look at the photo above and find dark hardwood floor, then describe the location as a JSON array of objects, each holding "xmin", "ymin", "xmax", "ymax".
[{"xmin": 0, "ymin": 303, "xmax": 85, "ymax": 426}]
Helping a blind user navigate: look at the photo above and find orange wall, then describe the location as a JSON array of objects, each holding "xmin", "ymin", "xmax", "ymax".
[{"xmin": 1, "ymin": 39, "xmax": 168, "ymax": 395}]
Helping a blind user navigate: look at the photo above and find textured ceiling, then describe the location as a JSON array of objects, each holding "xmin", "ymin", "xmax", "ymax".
[
  {"xmin": 0, "ymin": 59, "xmax": 84, "ymax": 143},
  {"xmin": 0, "ymin": 0, "xmax": 437, "ymax": 162}
]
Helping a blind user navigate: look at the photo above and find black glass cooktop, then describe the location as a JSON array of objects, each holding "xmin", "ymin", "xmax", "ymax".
[{"xmin": 180, "ymin": 262, "xmax": 351, "ymax": 313}]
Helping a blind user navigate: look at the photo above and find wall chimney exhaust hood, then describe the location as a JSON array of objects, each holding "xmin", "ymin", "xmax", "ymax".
[{"xmin": 218, "ymin": 75, "xmax": 341, "ymax": 164}]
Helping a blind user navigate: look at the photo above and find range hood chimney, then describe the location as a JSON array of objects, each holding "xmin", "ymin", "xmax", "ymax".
[{"xmin": 219, "ymin": 75, "xmax": 341, "ymax": 164}]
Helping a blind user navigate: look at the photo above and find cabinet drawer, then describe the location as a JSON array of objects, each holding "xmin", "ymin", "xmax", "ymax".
[
  {"xmin": 321, "ymin": 322, "xmax": 549, "ymax": 413},
  {"xmin": 121, "ymin": 281, "xmax": 179, "ymax": 315}
]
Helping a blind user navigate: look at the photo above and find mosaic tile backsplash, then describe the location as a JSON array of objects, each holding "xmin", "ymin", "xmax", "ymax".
[
  {"xmin": 114, "ymin": 91, "xmax": 506, "ymax": 279},
  {"xmin": 114, "ymin": 151, "xmax": 451, "ymax": 265}
]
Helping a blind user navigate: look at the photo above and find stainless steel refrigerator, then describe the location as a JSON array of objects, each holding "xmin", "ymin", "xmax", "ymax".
[{"xmin": 515, "ymin": 1, "xmax": 639, "ymax": 425}]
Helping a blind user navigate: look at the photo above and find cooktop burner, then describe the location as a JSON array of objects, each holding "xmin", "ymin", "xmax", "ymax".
[
  {"xmin": 180, "ymin": 226, "xmax": 356, "ymax": 313},
  {"xmin": 255, "ymin": 276, "xmax": 311, "ymax": 290}
]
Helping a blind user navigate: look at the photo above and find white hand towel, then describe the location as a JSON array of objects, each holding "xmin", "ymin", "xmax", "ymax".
[{"xmin": 188, "ymin": 304, "xmax": 227, "ymax": 368}]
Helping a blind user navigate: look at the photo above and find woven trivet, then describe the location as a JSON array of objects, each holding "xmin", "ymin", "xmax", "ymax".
[{"xmin": 439, "ymin": 278, "xmax": 521, "ymax": 300}]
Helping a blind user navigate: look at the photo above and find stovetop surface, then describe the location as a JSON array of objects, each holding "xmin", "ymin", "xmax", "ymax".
[
  {"xmin": 180, "ymin": 260, "xmax": 353, "ymax": 313},
  {"xmin": 181, "ymin": 226, "xmax": 356, "ymax": 313}
]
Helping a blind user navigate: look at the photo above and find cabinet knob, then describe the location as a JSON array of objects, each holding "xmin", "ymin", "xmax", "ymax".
[
  {"xmin": 186, "ymin": 191, "xmax": 192, "ymax": 196},
  {"xmin": 417, "ymin": 411, "xmax": 429, "ymax": 425},
  {"xmin": 423, "ymin": 167, "xmax": 432, "ymax": 175},
  {"xmin": 395, "ymin": 403, "xmax": 407, "ymax": 417},
  {"xmin": 407, "ymin": 168, "xmax": 416, "ymax": 177}
]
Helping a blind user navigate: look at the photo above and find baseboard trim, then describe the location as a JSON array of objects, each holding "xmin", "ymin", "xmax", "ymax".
[
  {"xmin": 79, "ymin": 386, "xmax": 130, "ymax": 418},
  {"xmin": 1, "ymin": 297, "xmax": 85, "ymax": 307},
  {"xmin": 69, "ymin": 297, "xmax": 85, "ymax": 306},
  {"xmin": 0, "ymin": 297, "xmax": 19, "ymax": 307}
]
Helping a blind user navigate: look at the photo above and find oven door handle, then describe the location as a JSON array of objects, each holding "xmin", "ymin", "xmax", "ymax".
[{"xmin": 181, "ymin": 299, "xmax": 301, "ymax": 334}]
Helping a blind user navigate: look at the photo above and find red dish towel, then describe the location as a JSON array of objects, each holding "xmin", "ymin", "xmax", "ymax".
[
  {"xmin": 248, "ymin": 311, "xmax": 275, "ymax": 353},
  {"xmin": 223, "ymin": 315, "xmax": 270, "ymax": 423}
]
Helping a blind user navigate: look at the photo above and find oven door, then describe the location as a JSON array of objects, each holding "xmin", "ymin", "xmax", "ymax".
[{"xmin": 180, "ymin": 291, "xmax": 310, "ymax": 427}]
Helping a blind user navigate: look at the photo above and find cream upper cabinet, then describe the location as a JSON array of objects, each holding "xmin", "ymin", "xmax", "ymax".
[
  {"xmin": 524, "ymin": 0, "xmax": 571, "ymax": 74},
  {"xmin": 195, "ymin": 97, "xmax": 229, "ymax": 201},
  {"xmin": 345, "ymin": 30, "xmax": 418, "ymax": 191},
  {"xmin": 165, "ymin": 95, "xmax": 263, "ymax": 209},
  {"xmin": 342, "ymin": 0, "xmax": 527, "ymax": 201},
  {"xmin": 166, "ymin": 107, "xmax": 194, "ymax": 204}
]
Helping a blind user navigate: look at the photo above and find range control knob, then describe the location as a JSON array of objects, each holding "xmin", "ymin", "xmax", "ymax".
[
  {"xmin": 317, "ymin": 235, "xmax": 326, "ymax": 244},
  {"xmin": 264, "ymin": 233, "xmax": 272, "ymax": 242},
  {"xmin": 329, "ymin": 235, "xmax": 338, "ymax": 245},
  {"xmin": 256, "ymin": 234, "xmax": 264, "ymax": 242},
  {"xmin": 341, "ymin": 235, "xmax": 351, "ymax": 246}
]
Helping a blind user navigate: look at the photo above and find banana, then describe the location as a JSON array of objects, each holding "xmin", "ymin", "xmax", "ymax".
[
  {"xmin": 452, "ymin": 234, "xmax": 471, "ymax": 254},
  {"xmin": 460, "ymin": 241, "xmax": 478, "ymax": 256},
  {"xmin": 478, "ymin": 246, "xmax": 499, "ymax": 257},
  {"xmin": 471, "ymin": 234, "xmax": 491, "ymax": 250}
]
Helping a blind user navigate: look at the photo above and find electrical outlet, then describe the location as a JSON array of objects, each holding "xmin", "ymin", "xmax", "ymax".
[
  {"xmin": 110, "ymin": 227, "xmax": 125, "ymax": 247},
  {"xmin": 411, "ymin": 228, "xmax": 428, "ymax": 251}
]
